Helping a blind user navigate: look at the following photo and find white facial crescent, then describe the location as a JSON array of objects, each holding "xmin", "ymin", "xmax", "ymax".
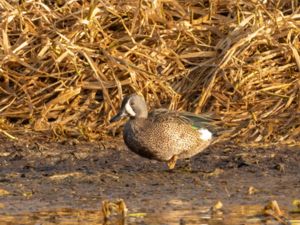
[{"xmin": 125, "ymin": 101, "xmax": 136, "ymax": 117}]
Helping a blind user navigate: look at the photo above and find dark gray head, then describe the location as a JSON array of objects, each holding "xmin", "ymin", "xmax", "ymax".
[{"xmin": 110, "ymin": 94, "xmax": 148, "ymax": 122}]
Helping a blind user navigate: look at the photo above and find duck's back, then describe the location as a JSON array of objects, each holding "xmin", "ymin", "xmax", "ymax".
[{"xmin": 123, "ymin": 110, "xmax": 211, "ymax": 161}]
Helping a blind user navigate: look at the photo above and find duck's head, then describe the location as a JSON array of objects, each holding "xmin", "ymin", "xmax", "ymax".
[{"xmin": 110, "ymin": 94, "xmax": 148, "ymax": 122}]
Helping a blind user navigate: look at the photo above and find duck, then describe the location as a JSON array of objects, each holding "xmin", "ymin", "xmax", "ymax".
[{"xmin": 110, "ymin": 94, "xmax": 213, "ymax": 169}]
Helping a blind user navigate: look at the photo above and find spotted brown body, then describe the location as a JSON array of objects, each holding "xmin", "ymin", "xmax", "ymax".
[{"xmin": 110, "ymin": 94, "xmax": 213, "ymax": 169}]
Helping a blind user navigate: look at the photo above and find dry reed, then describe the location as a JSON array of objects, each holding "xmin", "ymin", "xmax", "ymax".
[{"xmin": 0, "ymin": 0, "xmax": 299, "ymax": 144}]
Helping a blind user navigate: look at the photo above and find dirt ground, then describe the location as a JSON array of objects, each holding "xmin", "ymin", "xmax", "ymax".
[{"xmin": 0, "ymin": 132, "xmax": 299, "ymax": 224}]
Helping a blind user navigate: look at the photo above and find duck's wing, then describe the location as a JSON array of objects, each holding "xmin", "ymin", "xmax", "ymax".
[
  {"xmin": 177, "ymin": 111, "xmax": 215, "ymax": 129},
  {"xmin": 149, "ymin": 108, "xmax": 235, "ymax": 143},
  {"xmin": 149, "ymin": 108, "xmax": 214, "ymax": 128},
  {"xmin": 150, "ymin": 109, "xmax": 238, "ymax": 143}
]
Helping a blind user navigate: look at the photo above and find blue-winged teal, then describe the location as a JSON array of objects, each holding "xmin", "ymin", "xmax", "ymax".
[{"xmin": 110, "ymin": 94, "xmax": 213, "ymax": 169}]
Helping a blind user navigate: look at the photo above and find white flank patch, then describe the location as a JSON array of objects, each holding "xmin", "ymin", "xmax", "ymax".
[
  {"xmin": 198, "ymin": 128, "xmax": 212, "ymax": 141},
  {"xmin": 125, "ymin": 101, "xmax": 136, "ymax": 117}
]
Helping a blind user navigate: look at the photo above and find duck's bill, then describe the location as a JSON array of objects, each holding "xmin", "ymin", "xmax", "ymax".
[{"xmin": 110, "ymin": 110, "xmax": 126, "ymax": 123}]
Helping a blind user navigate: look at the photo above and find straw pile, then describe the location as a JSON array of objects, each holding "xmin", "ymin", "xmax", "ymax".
[{"xmin": 0, "ymin": 0, "xmax": 299, "ymax": 144}]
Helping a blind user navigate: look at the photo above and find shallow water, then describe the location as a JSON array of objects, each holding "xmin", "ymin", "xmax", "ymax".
[
  {"xmin": 1, "ymin": 205, "xmax": 300, "ymax": 225},
  {"xmin": 0, "ymin": 135, "xmax": 300, "ymax": 225}
]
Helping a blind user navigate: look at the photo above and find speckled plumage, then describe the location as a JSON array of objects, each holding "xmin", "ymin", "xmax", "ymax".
[{"xmin": 110, "ymin": 94, "xmax": 213, "ymax": 168}]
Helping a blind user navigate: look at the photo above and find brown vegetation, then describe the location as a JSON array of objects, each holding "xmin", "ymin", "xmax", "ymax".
[{"xmin": 0, "ymin": 0, "xmax": 299, "ymax": 144}]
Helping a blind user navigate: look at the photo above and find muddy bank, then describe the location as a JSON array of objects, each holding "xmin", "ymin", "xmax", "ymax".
[{"xmin": 0, "ymin": 132, "xmax": 299, "ymax": 223}]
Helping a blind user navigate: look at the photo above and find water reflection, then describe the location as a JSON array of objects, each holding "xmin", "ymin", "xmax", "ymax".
[{"xmin": 0, "ymin": 205, "xmax": 299, "ymax": 225}]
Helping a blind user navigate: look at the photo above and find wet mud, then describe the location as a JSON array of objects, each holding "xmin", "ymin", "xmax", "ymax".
[{"xmin": 0, "ymin": 132, "xmax": 299, "ymax": 224}]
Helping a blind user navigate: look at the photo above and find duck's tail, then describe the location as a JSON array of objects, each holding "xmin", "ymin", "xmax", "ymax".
[{"xmin": 180, "ymin": 112, "xmax": 235, "ymax": 144}]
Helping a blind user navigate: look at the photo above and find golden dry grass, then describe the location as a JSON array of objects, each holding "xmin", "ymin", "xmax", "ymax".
[{"xmin": 0, "ymin": 0, "xmax": 299, "ymax": 144}]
